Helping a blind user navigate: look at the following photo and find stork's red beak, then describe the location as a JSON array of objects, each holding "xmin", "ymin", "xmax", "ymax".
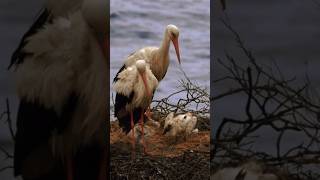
[
  {"xmin": 140, "ymin": 72, "xmax": 151, "ymax": 98},
  {"xmin": 172, "ymin": 38, "xmax": 181, "ymax": 65}
]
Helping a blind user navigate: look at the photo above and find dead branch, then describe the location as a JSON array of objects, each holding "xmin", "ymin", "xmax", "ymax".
[
  {"xmin": 151, "ymin": 77, "xmax": 210, "ymax": 130},
  {"xmin": 212, "ymin": 18, "xmax": 320, "ymax": 180},
  {"xmin": 0, "ymin": 99, "xmax": 14, "ymax": 174}
]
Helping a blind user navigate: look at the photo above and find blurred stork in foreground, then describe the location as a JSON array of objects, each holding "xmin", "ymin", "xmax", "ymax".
[
  {"xmin": 113, "ymin": 60, "xmax": 158, "ymax": 156},
  {"xmin": 114, "ymin": 24, "xmax": 181, "ymax": 136},
  {"xmin": 11, "ymin": 0, "xmax": 108, "ymax": 179}
]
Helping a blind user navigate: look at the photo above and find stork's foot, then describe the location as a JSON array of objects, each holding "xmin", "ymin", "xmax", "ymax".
[
  {"xmin": 144, "ymin": 109, "xmax": 153, "ymax": 121},
  {"xmin": 130, "ymin": 111, "xmax": 136, "ymax": 159},
  {"xmin": 131, "ymin": 131, "xmax": 136, "ymax": 160},
  {"xmin": 142, "ymin": 145, "xmax": 150, "ymax": 156},
  {"xmin": 138, "ymin": 137, "xmax": 148, "ymax": 155},
  {"xmin": 139, "ymin": 110, "xmax": 149, "ymax": 156}
]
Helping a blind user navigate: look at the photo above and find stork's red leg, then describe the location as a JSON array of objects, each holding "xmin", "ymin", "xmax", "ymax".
[
  {"xmin": 139, "ymin": 110, "xmax": 147, "ymax": 154},
  {"xmin": 130, "ymin": 111, "xmax": 135, "ymax": 159},
  {"xmin": 67, "ymin": 157, "xmax": 74, "ymax": 180},
  {"xmin": 145, "ymin": 105, "xmax": 153, "ymax": 121}
]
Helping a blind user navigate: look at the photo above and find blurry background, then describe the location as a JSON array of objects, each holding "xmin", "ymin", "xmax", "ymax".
[
  {"xmin": 110, "ymin": 0, "xmax": 210, "ymax": 117},
  {"xmin": 0, "ymin": 0, "xmax": 45, "ymax": 179},
  {"xmin": 213, "ymin": 0, "xmax": 320, "ymax": 155}
]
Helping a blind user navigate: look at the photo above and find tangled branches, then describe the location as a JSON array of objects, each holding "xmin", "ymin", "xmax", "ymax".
[
  {"xmin": 152, "ymin": 77, "xmax": 210, "ymax": 131},
  {"xmin": 212, "ymin": 19, "xmax": 320, "ymax": 180},
  {"xmin": 0, "ymin": 99, "xmax": 14, "ymax": 173}
]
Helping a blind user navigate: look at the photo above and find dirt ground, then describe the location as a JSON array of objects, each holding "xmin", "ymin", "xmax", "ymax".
[{"xmin": 110, "ymin": 120, "xmax": 210, "ymax": 179}]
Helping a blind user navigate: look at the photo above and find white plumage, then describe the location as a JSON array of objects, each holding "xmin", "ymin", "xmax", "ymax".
[
  {"xmin": 113, "ymin": 60, "xmax": 158, "ymax": 112},
  {"xmin": 163, "ymin": 112, "xmax": 198, "ymax": 137},
  {"xmin": 122, "ymin": 24, "xmax": 181, "ymax": 81}
]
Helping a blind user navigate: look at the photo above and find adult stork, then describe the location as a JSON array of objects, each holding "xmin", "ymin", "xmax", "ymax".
[
  {"xmin": 114, "ymin": 24, "xmax": 181, "ymax": 134},
  {"xmin": 11, "ymin": 0, "xmax": 108, "ymax": 180},
  {"xmin": 123, "ymin": 24, "xmax": 181, "ymax": 82},
  {"xmin": 113, "ymin": 60, "xmax": 158, "ymax": 155}
]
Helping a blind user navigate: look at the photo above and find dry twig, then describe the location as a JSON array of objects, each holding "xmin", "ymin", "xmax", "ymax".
[{"xmin": 212, "ymin": 18, "xmax": 320, "ymax": 180}]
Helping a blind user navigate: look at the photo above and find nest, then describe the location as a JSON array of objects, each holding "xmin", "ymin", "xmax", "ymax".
[
  {"xmin": 110, "ymin": 146, "xmax": 209, "ymax": 180},
  {"xmin": 110, "ymin": 119, "xmax": 210, "ymax": 180}
]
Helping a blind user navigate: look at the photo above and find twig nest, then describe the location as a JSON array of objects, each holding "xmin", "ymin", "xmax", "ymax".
[{"xmin": 163, "ymin": 112, "xmax": 198, "ymax": 137}]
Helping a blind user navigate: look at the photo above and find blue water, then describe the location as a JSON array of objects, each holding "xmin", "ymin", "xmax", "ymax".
[{"xmin": 110, "ymin": 0, "xmax": 211, "ymax": 114}]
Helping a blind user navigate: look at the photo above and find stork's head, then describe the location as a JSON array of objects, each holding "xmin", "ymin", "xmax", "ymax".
[
  {"xmin": 166, "ymin": 24, "xmax": 181, "ymax": 64},
  {"xmin": 82, "ymin": 0, "xmax": 108, "ymax": 56},
  {"xmin": 136, "ymin": 60, "xmax": 151, "ymax": 98},
  {"xmin": 136, "ymin": 60, "xmax": 146, "ymax": 74}
]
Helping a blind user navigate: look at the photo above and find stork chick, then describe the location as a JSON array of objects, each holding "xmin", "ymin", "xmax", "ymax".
[{"xmin": 163, "ymin": 112, "xmax": 198, "ymax": 140}]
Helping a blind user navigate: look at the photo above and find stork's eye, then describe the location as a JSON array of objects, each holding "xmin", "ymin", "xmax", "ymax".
[{"xmin": 171, "ymin": 32, "xmax": 176, "ymax": 38}]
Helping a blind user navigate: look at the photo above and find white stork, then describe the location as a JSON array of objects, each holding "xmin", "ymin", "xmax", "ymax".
[
  {"xmin": 123, "ymin": 24, "xmax": 181, "ymax": 81},
  {"xmin": 113, "ymin": 24, "xmax": 181, "ymax": 135},
  {"xmin": 11, "ymin": 0, "xmax": 108, "ymax": 179},
  {"xmin": 113, "ymin": 60, "xmax": 158, "ymax": 155}
]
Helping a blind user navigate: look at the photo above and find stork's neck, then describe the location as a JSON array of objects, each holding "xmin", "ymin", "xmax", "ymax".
[
  {"xmin": 152, "ymin": 29, "xmax": 171, "ymax": 80},
  {"xmin": 159, "ymin": 29, "xmax": 171, "ymax": 59}
]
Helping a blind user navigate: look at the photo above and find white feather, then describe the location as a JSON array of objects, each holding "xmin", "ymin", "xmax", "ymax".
[
  {"xmin": 113, "ymin": 61, "xmax": 158, "ymax": 112},
  {"xmin": 113, "ymin": 67, "xmax": 138, "ymax": 97},
  {"xmin": 164, "ymin": 112, "xmax": 198, "ymax": 137}
]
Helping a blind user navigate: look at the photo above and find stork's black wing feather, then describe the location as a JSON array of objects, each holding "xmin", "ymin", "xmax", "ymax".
[
  {"xmin": 114, "ymin": 92, "xmax": 150, "ymax": 133},
  {"xmin": 113, "ymin": 64, "xmax": 126, "ymax": 82},
  {"xmin": 14, "ymin": 93, "xmax": 78, "ymax": 177},
  {"xmin": 114, "ymin": 92, "xmax": 143, "ymax": 133},
  {"xmin": 8, "ymin": 8, "xmax": 52, "ymax": 70}
]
